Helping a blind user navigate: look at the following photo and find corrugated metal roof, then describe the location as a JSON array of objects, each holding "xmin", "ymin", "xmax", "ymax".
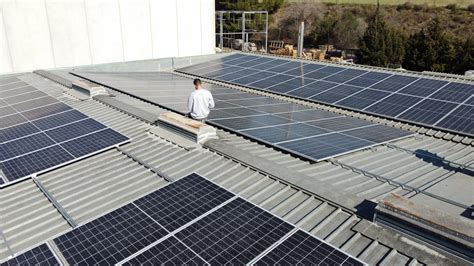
[{"xmin": 0, "ymin": 66, "xmax": 471, "ymax": 265}]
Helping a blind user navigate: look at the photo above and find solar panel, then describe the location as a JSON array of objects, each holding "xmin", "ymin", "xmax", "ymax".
[
  {"xmin": 277, "ymin": 133, "xmax": 374, "ymax": 160},
  {"xmin": 0, "ymin": 79, "xmax": 129, "ymax": 186},
  {"xmin": 0, "ymin": 244, "xmax": 60, "ymax": 266},
  {"xmin": 54, "ymin": 203, "xmax": 168, "ymax": 265},
  {"xmin": 175, "ymin": 197, "xmax": 295, "ymax": 265},
  {"xmin": 255, "ymin": 229, "xmax": 364, "ymax": 266},
  {"xmin": 18, "ymin": 173, "xmax": 364, "ymax": 265},
  {"xmin": 121, "ymin": 237, "xmax": 206, "ymax": 265},
  {"xmin": 72, "ymin": 71, "xmax": 414, "ymax": 162},
  {"xmin": 175, "ymin": 53, "xmax": 474, "ymax": 137},
  {"xmin": 133, "ymin": 172, "xmax": 235, "ymax": 231}
]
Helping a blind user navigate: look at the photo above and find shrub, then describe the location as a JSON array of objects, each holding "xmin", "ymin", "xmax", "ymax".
[
  {"xmin": 446, "ymin": 4, "xmax": 458, "ymax": 11},
  {"xmin": 468, "ymin": 4, "xmax": 474, "ymax": 12},
  {"xmin": 397, "ymin": 2, "xmax": 414, "ymax": 11}
]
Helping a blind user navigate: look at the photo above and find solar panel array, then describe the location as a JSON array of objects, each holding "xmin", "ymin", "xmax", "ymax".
[
  {"xmin": 0, "ymin": 76, "xmax": 129, "ymax": 186},
  {"xmin": 177, "ymin": 53, "xmax": 474, "ymax": 137},
  {"xmin": 2, "ymin": 173, "xmax": 365, "ymax": 265},
  {"xmin": 72, "ymin": 72, "xmax": 413, "ymax": 162}
]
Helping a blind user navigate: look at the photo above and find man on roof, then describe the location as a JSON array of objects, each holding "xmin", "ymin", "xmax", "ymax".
[{"xmin": 187, "ymin": 79, "xmax": 215, "ymax": 121}]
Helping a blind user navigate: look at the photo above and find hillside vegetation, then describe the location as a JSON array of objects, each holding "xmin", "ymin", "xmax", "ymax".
[
  {"xmin": 288, "ymin": 0, "xmax": 473, "ymax": 8},
  {"xmin": 216, "ymin": 0, "xmax": 474, "ymax": 74}
]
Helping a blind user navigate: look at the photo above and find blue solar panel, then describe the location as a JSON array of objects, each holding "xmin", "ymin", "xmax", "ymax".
[
  {"xmin": 74, "ymin": 71, "xmax": 415, "ymax": 162},
  {"xmin": 134, "ymin": 173, "xmax": 235, "ymax": 231},
  {"xmin": 0, "ymin": 82, "xmax": 129, "ymax": 185},
  {"xmin": 21, "ymin": 102, "xmax": 72, "ymax": 120},
  {"xmin": 0, "ymin": 113, "xmax": 28, "ymax": 128},
  {"xmin": 310, "ymin": 84, "xmax": 361, "ymax": 104},
  {"xmin": 0, "ymin": 106, "xmax": 16, "ymax": 117},
  {"xmin": 0, "ymin": 244, "xmax": 60, "ymax": 266},
  {"xmin": 1, "ymin": 145, "xmax": 74, "ymax": 182},
  {"xmin": 241, "ymin": 123, "xmax": 330, "ymax": 143},
  {"xmin": 398, "ymin": 78, "xmax": 448, "ymax": 97},
  {"xmin": 346, "ymin": 71, "xmax": 391, "ymax": 87},
  {"xmin": 323, "ymin": 68, "xmax": 367, "ymax": 83},
  {"xmin": 343, "ymin": 124, "xmax": 414, "ymax": 143},
  {"xmin": 232, "ymin": 71, "xmax": 276, "ymax": 85},
  {"xmin": 370, "ymin": 75, "xmax": 418, "ymax": 92},
  {"xmin": 60, "ymin": 128, "xmax": 128, "ymax": 158},
  {"xmin": 0, "ymin": 81, "xmax": 28, "ymax": 91},
  {"xmin": 288, "ymin": 81, "xmax": 338, "ymax": 98},
  {"xmin": 248, "ymin": 74, "xmax": 293, "ymax": 89},
  {"xmin": 0, "ymin": 85, "xmax": 37, "ymax": 98},
  {"xmin": 0, "ymin": 133, "xmax": 55, "ymax": 161},
  {"xmin": 266, "ymin": 61, "xmax": 307, "ymax": 73},
  {"xmin": 430, "ymin": 82, "xmax": 473, "ymax": 103},
  {"xmin": 267, "ymin": 77, "xmax": 316, "ymax": 93},
  {"xmin": 398, "ymin": 99, "xmax": 458, "ymax": 125},
  {"xmin": 307, "ymin": 117, "xmax": 374, "ymax": 131},
  {"xmin": 283, "ymin": 63, "xmax": 325, "ymax": 76},
  {"xmin": 32, "ymin": 110, "xmax": 88, "ymax": 130},
  {"xmin": 365, "ymin": 94, "xmax": 422, "ymax": 116},
  {"xmin": 2, "ymin": 90, "xmax": 47, "ymax": 104},
  {"xmin": 336, "ymin": 89, "xmax": 390, "ymax": 109},
  {"xmin": 277, "ymin": 133, "xmax": 374, "ymax": 160},
  {"xmin": 0, "ymin": 122, "xmax": 39, "ymax": 143},
  {"xmin": 11, "ymin": 96, "xmax": 60, "ymax": 112},
  {"xmin": 436, "ymin": 105, "xmax": 474, "ymax": 135},
  {"xmin": 45, "ymin": 118, "xmax": 106, "ymax": 143}
]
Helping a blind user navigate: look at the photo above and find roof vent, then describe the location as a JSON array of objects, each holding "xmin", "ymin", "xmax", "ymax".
[
  {"xmin": 375, "ymin": 193, "xmax": 474, "ymax": 262},
  {"xmin": 71, "ymin": 80, "xmax": 109, "ymax": 99},
  {"xmin": 155, "ymin": 112, "xmax": 217, "ymax": 145}
]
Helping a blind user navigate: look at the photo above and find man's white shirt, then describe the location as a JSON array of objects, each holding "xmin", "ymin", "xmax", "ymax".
[{"xmin": 187, "ymin": 89, "xmax": 215, "ymax": 119}]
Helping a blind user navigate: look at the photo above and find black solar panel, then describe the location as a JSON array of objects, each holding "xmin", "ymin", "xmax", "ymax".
[
  {"xmin": 0, "ymin": 80, "xmax": 129, "ymax": 186},
  {"xmin": 13, "ymin": 173, "xmax": 365, "ymax": 265},
  {"xmin": 0, "ymin": 244, "xmax": 60, "ymax": 266},
  {"xmin": 134, "ymin": 173, "xmax": 235, "ymax": 231},
  {"xmin": 175, "ymin": 197, "xmax": 295, "ymax": 265},
  {"xmin": 122, "ymin": 237, "xmax": 206, "ymax": 265},
  {"xmin": 175, "ymin": 53, "xmax": 474, "ymax": 137},
  {"xmin": 255, "ymin": 230, "xmax": 364, "ymax": 266},
  {"xmin": 54, "ymin": 203, "xmax": 168, "ymax": 265}
]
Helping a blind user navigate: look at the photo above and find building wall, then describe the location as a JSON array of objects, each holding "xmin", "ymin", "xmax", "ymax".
[{"xmin": 0, "ymin": 0, "xmax": 215, "ymax": 74}]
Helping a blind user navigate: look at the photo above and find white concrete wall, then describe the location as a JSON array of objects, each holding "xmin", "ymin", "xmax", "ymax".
[{"xmin": 0, "ymin": 0, "xmax": 215, "ymax": 74}]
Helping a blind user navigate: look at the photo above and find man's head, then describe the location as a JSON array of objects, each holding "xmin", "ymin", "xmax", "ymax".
[{"xmin": 193, "ymin": 79, "xmax": 202, "ymax": 90}]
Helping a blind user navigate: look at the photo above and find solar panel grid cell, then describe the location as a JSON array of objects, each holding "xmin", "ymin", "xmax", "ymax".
[
  {"xmin": 255, "ymin": 230, "xmax": 363, "ymax": 266},
  {"xmin": 134, "ymin": 173, "xmax": 235, "ymax": 232},
  {"xmin": 122, "ymin": 237, "xmax": 207, "ymax": 266},
  {"xmin": 54, "ymin": 203, "xmax": 168, "ymax": 265},
  {"xmin": 0, "ymin": 244, "xmax": 60, "ymax": 266}
]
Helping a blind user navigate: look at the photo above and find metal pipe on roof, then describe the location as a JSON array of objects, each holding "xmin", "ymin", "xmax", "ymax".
[{"xmin": 31, "ymin": 176, "xmax": 78, "ymax": 228}]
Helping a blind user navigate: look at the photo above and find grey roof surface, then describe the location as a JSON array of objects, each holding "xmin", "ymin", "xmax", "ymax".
[{"xmin": 0, "ymin": 55, "xmax": 472, "ymax": 265}]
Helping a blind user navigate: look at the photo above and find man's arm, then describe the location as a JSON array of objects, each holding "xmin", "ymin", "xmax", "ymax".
[
  {"xmin": 208, "ymin": 93, "xmax": 215, "ymax": 109},
  {"xmin": 187, "ymin": 94, "xmax": 194, "ymax": 113}
]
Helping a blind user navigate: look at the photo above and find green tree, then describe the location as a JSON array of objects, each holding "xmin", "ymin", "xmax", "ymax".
[
  {"xmin": 403, "ymin": 19, "xmax": 458, "ymax": 73},
  {"xmin": 333, "ymin": 12, "xmax": 367, "ymax": 50},
  {"xmin": 313, "ymin": 15, "xmax": 337, "ymax": 46},
  {"xmin": 356, "ymin": 10, "xmax": 405, "ymax": 67},
  {"xmin": 216, "ymin": 0, "xmax": 284, "ymax": 13},
  {"xmin": 454, "ymin": 37, "xmax": 474, "ymax": 74}
]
